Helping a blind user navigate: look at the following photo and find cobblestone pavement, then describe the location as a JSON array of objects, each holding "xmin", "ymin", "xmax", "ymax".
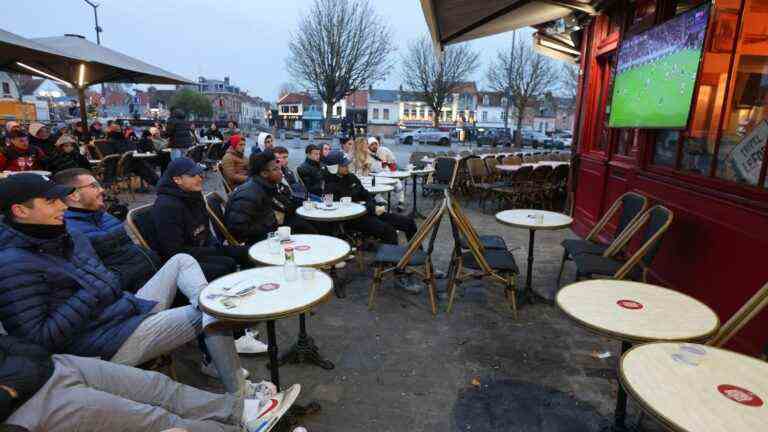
[{"xmin": 122, "ymin": 150, "xmax": 664, "ymax": 432}]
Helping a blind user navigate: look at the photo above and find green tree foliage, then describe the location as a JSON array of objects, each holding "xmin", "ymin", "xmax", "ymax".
[{"xmin": 170, "ymin": 89, "xmax": 213, "ymax": 118}]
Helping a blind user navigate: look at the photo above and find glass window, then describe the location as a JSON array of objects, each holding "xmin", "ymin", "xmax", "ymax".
[
  {"xmin": 654, "ymin": 130, "xmax": 679, "ymax": 167},
  {"xmin": 1, "ymin": 82, "xmax": 9, "ymax": 94},
  {"xmin": 714, "ymin": 0, "xmax": 768, "ymax": 186},
  {"xmin": 446, "ymin": 110, "xmax": 453, "ymax": 120},
  {"xmin": 290, "ymin": 106, "xmax": 299, "ymax": 114},
  {"xmin": 594, "ymin": 53, "xmax": 617, "ymax": 153},
  {"xmin": 383, "ymin": 108, "xmax": 389, "ymax": 120},
  {"xmin": 335, "ymin": 106, "xmax": 342, "ymax": 116},
  {"xmin": 281, "ymin": 106, "xmax": 289, "ymax": 113},
  {"xmin": 482, "ymin": 111, "xmax": 488, "ymax": 121},
  {"xmin": 372, "ymin": 108, "xmax": 379, "ymax": 119},
  {"xmin": 418, "ymin": 108, "xmax": 423, "ymax": 118}
]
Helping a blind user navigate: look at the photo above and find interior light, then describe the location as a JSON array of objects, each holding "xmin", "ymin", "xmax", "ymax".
[
  {"xmin": 78, "ymin": 63, "xmax": 86, "ymax": 87},
  {"xmin": 540, "ymin": 39, "xmax": 580, "ymax": 55},
  {"xmin": 15, "ymin": 62, "xmax": 72, "ymax": 88}
]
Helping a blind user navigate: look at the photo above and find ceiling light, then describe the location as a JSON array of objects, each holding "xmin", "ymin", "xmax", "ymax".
[{"xmin": 15, "ymin": 62, "xmax": 72, "ymax": 88}]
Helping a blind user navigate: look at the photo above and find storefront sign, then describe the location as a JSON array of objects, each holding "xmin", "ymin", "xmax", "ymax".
[{"xmin": 731, "ymin": 119, "xmax": 768, "ymax": 185}]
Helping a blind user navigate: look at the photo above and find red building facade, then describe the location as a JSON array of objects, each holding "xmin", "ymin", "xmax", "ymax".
[{"xmin": 572, "ymin": 0, "xmax": 768, "ymax": 354}]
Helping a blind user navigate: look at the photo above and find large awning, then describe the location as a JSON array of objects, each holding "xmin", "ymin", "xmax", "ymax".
[{"xmin": 420, "ymin": 0, "xmax": 599, "ymax": 51}]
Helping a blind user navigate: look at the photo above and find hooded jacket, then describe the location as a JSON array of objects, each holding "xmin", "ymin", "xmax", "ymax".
[
  {"xmin": 244, "ymin": 132, "xmax": 272, "ymax": 159},
  {"xmin": 0, "ymin": 336, "xmax": 54, "ymax": 422},
  {"xmin": 0, "ymin": 223, "xmax": 155, "ymax": 359},
  {"xmin": 166, "ymin": 109, "xmax": 194, "ymax": 149},
  {"xmin": 224, "ymin": 176, "xmax": 296, "ymax": 244},
  {"xmin": 297, "ymin": 158, "xmax": 325, "ymax": 197},
  {"xmin": 152, "ymin": 171, "xmax": 220, "ymax": 259},
  {"xmin": 65, "ymin": 208, "xmax": 161, "ymax": 293}
]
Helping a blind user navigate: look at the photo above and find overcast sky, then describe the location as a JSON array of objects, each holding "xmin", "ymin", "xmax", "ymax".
[{"xmin": 6, "ymin": 0, "xmax": 534, "ymax": 100}]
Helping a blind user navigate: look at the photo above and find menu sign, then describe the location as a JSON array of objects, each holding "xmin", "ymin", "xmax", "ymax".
[{"xmin": 731, "ymin": 119, "xmax": 768, "ymax": 185}]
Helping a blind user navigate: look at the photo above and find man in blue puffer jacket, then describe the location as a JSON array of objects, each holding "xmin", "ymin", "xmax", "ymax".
[
  {"xmin": 0, "ymin": 174, "xmax": 264, "ymax": 397},
  {"xmin": 54, "ymin": 168, "xmax": 161, "ymax": 293}
]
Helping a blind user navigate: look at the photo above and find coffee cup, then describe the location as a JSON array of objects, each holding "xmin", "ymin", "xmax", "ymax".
[
  {"xmin": 277, "ymin": 226, "xmax": 291, "ymax": 241},
  {"xmin": 340, "ymin": 196, "xmax": 352, "ymax": 206}
]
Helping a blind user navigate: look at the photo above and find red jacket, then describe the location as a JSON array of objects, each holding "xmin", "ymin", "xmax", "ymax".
[{"xmin": 0, "ymin": 145, "xmax": 46, "ymax": 172}]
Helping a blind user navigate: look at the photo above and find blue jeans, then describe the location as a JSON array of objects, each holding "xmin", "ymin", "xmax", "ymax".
[{"xmin": 169, "ymin": 148, "xmax": 184, "ymax": 160}]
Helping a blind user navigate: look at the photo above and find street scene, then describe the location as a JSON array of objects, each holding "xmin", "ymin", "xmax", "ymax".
[{"xmin": 1, "ymin": 1, "xmax": 768, "ymax": 432}]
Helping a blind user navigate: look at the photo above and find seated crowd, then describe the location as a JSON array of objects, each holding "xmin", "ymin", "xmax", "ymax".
[{"xmin": 0, "ymin": 119, "xmax": 422, "ymax": 430}]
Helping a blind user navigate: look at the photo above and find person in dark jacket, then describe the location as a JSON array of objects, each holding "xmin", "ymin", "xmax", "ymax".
[
  {"xmin": 27, "ymin": 123, "xmax": 56, "ymax": 155},
  {"xmin": 152, "ymin": 157, "xmax": 251, "ymax": 280},
  {"xmin": 0, "ymin": 335, "xmax": 296, "ymax": 432},
  {"xmin": 296, "ymin": 144, "xmax": 325, "ymax": 197},
  {"xmin": 323, "ymin": 151, "xmax": 416, "ymax": 245},
  {"xmin": 206, "ymin": 122, "xmax": 224, "ymax": 140},
  {"xmin": 54, "ymin": 168, "xmax": 161, "ymax": 293},
  {"xmin": 0, "ymin": 173, "xmax": 251, "ymax": 396},
  {"xmin": 106, "ymin": 123, "xmax": 159, "ymax": 186},
  {"xmin": 273, "ymin": 145, "xmax": 317, "ymax": 201},
  {"xmin": 44, "ymin": 135, "xmax": 91, "ymax": 175},
  {"xmin": 165, "ymin": 108, "xmax": 194, "ymax": 159},
  {"xmin": 88, "ymin": 120, "xmax": 104, "ymax": 139},
  {"xmin": 224, "ymin": 152, "xmax": 318, "ymax": 245}
]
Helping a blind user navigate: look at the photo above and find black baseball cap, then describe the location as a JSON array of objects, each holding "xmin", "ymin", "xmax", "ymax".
[
  {"xmin": 0, "ymin": 173, "xmax": 74, "ymax": 211},
  {"xmin": 165, "ymin": 157, "xmax": 205, "ymax": 178},
  {"xmin": 324, "ymin": 150, "xmax": 351, "ymax": 174}
]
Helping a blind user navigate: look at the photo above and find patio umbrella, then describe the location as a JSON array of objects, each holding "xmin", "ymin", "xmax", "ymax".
[{"xmin": 0, "ymin": 30, "xmax": 193, "ymax": 135}]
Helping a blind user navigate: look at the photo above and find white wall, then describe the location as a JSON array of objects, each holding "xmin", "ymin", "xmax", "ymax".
[
  {"xmin": 0, "ymin": 73, "xmax": 20, "ymax": 100},
  {"xmin": 322, "ymin": 99, "xmax": 346, "ymax": 119},
  {"xmin": 368, "ymin": 101, "xmax": 399, "ymax": 125}
]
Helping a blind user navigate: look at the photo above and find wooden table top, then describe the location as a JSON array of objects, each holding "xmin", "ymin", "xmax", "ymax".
[
  {"xmin": 621, "ymin": 342, "xmax": 768, "ymax": 431},
  {"xmin": 296, "ymin": 201, "xmax": 367, "ymax": 222},
  {"xmin": 199, "ymin": 266, "xmax": 333, "ymax": 322},
  {"xmin": 249, "ymin": 234, "xmax": 350, "ymax": 267},
  {"xmin": 495, "ymin": 209, "xmax": 573, "ymax": 231},
  {"xmin": 556, "ymin": 280, "xmax": 720, "ymax": 343}
]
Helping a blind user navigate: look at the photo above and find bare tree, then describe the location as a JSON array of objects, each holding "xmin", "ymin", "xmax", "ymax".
[
  {"xmin": 287, "ymin": 0, "xmax": 394, "ymax": 131},
  {"xmin": 560, "ymin": 63, "xmax": 579, "ymax": 100},
  {"xmin": 277, "ymin": 82, "xmax": 299, "ymax": 99},
  {"xmin": 400, "ymin": 36, "xmax": 480, "ymax": 128},
  {"xmin": 486, "ymin": 33, "xmax": 559, "ymax": 144}
]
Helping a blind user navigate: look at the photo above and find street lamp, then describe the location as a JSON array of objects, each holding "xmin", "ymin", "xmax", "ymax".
[{"xmin": 83, "ymin": 0, "xmax": 104, "ymax": 95}]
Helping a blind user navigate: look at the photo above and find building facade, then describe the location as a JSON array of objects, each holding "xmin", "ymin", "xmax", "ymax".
[
  {"xmin": 368, "ymin": 89, "xmax": 400, "ymax": 137},
  {"xmin": 277, "ymin": 92, "xmax": 312, "ymax": 130}
]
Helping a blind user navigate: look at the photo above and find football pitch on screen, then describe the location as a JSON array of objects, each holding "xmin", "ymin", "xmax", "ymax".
[{"xmin": 609, "ymin": 49, "xmax": 701, "ymax": 128}]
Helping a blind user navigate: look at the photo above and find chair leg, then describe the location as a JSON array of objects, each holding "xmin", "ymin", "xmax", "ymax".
[
  {"xmin": 368, "ymin": 266, "xmax": 383, "ymax": 310},
  {"xmin": 424, "ymin": 262, "xmax": 437, "ymax": 317},
  {"xmin": 355, "ymin": 243, "xmax": 365, "ymax": 272},
  {"xmin": 556, "ymin": 250, "xmax": 568, "ymax": 288},
  {"xmin": 506, "ymin": 274, "xmax": 518, "ymax": 319},
  {"xmin": 446, "ymin": 259, "xmax": 463, "ymax": 314}
]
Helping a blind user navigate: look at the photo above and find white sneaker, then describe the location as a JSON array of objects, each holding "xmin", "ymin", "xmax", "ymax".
[
  {"xmin": 244, "ymin": 380, "xmax": 278, "ymax": 400},
  {"xmin": 200, "ymin": 360, "xmax": 250, "ymax": 380},
  {"xmin": 243, "ymin": 384, "xmax": 301, "ymax": 432},
  {"xmin": 236, "ymin": 331, "xmax": 269, "ymax": 355}
]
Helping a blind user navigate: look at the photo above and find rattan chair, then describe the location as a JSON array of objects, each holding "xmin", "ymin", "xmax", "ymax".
[
  {"xmin": 369, "ymin": 200, "xmax": 446, "ymax": 315},
  {"xmin": 571, "ymin": 205, "xmax": 673, "ymax": 282},
  {"xmin": 466, "ymin": 157, "xmax": 507, "ymax": 212},
  {"xmin": 492, "ymin": 165, "xmax": 533, "ymax": 209},
  {"xmin": 214, "ymin": 162, "xmax": 234, "ymax": 195},
  {"xmin": 707, "ymin": 281, "xmax": 768, "ymax": 347},
  {"xmin": 204, "ymin": 192, "xmax": 242, "ymax": 246},
  {"xmin": 116, "ymin": 151, "xmax": 138, "ymax": 200},
  {"xmin": 423, "ymin": 156, "xmax": 459, "ymax": 202},
  {"xmin": 445, "ymin": 192, "xmax": 519, "ymax": 318},
  {"xmin": 125, "ymin": 203, "xmax": 159, "ymax": 252}
]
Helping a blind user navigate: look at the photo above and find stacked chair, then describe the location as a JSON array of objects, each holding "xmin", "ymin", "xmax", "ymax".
[{"xmin": 423, "ymin": 156, "xmax": 459, "ymax": 203}]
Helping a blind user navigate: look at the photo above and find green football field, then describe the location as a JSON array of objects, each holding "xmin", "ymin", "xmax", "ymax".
[{"xmin": 609, "ymin": 49, "xmax": 701, "ymax": 128}]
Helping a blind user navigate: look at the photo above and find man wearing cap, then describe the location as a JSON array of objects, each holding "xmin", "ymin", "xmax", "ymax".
[
  {"xmin": 368, "ymin": 137, "xmax": 406, "ymax": 212},
  {"xmin": 225, "ymin": 151, "xmax": 318, "ymax": 246},
  {"xmin": 323, "ymin": 150, "xmax": 416, "ymax": 245},
  {"xmin": 152, "ymin": 157, "xmax": 252, "ymax": 281},
  {"xmin": 297, "ymin": 144, "xmax": 325, "ymax": 197},
  {"xmin": 0, "ymin": 174, "xmax": 269, "ymax": 397},
  {"xmin": 0, "ymin": 130, "xmax": 47, "ymax": 172}
]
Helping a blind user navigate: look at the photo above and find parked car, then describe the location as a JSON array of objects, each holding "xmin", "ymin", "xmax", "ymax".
[
  {"xmin": 477, "ymin": 129, "xmax": 513, "ymax": 147},
  {"xmin": 521, "ymin": 130, "xmax": 550, "ymax": 148},
  {"xmin": 398, "ymin": 128, "xmax": 451, "ymax": 146},
  {"xmin": 553, "ymin": 132, "xmax": 573, "ymax": 148}
]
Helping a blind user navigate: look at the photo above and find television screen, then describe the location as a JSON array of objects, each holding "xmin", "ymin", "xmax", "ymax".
[{"xmin": 609, "ymin": 3, "xmax": 711, "ymax": 128}]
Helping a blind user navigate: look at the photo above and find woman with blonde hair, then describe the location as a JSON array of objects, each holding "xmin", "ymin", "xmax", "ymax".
[{"xmin": 350, "ymin": 137, "xmax": 377, "ymax": 177}]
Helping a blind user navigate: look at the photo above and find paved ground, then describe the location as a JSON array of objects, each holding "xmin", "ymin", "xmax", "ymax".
[{"xmin": 123, "ymin": 141, "xmax": 665, "ymax": 432}]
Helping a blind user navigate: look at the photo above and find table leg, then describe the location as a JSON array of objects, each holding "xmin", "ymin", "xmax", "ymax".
[
  {"xmin": 518, "ymin": 229, "xmax": 536, "ymax": 305},
  {"xmin": 409, "ymin": 175, "xmax": 426, "ymax": 219},
  {"xmin": 278, "ymin": 313, "xmax": 335, "ymax": 370},
  {"xmin": 266, "ymin": 320, "xmax": 280, "ymax": 389},
  {"xmin": 613, "ymin": 341, "xmax": 632, "ymax": 431}
]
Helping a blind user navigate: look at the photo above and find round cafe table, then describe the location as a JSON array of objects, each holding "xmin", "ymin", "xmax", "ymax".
[
  {"xmin": 408, "ymin": 167, "xmax": 435, "ymax": 219},
  {"xmin": 199, "ymin": 267, "xmax": 332, "ymax": 412},
  {"xmin": 557, "ymin": 280, "xmax": 719, "ymax": 430},
  {"xmin": 620, "ymin": 342, "xmax": 768, "ymax": 432},
  {"xmin": 365, "ymin": 184, "xmax": 394, "ymax": 195},
  {"xmin": 249, "ymin": 235, "xmax": 350, "ymax": 371},
  {"xmin": 372, "ymin": 170, "xmax": 411, "ymax": 180},
  {"xmin": 360, "ymin": 175, "xmax": 398, "ymax": 186},
  {"xmin": 496, "ymin": 164, "xmax": 521, "ymax": 173},
  {"xmin": 132, "ymin": 151, "xmax": 157, "ymax": 159},
  {"xmin": 296, "ymin": 202, "xmax": 367, "ymax": 222},
  {"xmin": 495, "ymin": 209, "xmax": 573, "ymax": 303}
]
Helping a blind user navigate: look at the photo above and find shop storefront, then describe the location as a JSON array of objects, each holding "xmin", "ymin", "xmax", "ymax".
[{"xmin": 570, "ymin": 0, "xmax": 768, "ymax": 355}]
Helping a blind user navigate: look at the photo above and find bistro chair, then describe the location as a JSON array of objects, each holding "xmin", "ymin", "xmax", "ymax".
[
  {"xmin": 185, "ymin": 144, "xmax": 206, "ymax": 164},
  {"xmin": 492, "ymin": 165, "xmax": 533, "ymax": 209},
  {"xmin": 93, "ymin": 154, "xmax": 121, "ymax": 190},
  {"xmin": 204, "ymin": 192, "xmax": 242, "ymax": 246},
  {"xmin": 214, "ymin": 162, "xmax": 234, "ymax": 194},
  {"xmin": 528, "ymin": 165, "xmax": 553, "ymax": 208},
  {"xmin": 369, "ymin": 200, "xmax": 446, "ymax": 316},
  {"xmin": 556, "ymin": 192, "xmax": 648, "ymax": 286},
  {"xmin": 544, "ymin": 164, "xmax": 570, "ymax": 210},
  {"xmin": 466, "ymin": 157, "xmax": 506, "ymax": 212},
  {"xmin": 445, "ymin": 192, "xmax": 519, "ymax": 318},
  {"xmin": 449, "ymin": 190, "xmax": 508, "ymax": 254},
  {"xmin": 125, "ymin": 203, "xmax": 159, "ymax": 252},
  {"xmin": 707, "ymin": 281, "xmax": 768, "ymax": 347},
  {"xmin": 94, "ymin": 139, "xmax": 116, "ymax": 157},
  {"xmin": 571, "ymin": 205, "xmax": 674, "ymax": 283},
  {"xmin": 116, "ymin": 151, "xmax": 138, "ymax": 200},
  {"xmin": 423, "ymin": 156, "xmax": 459, "ymax": 203}
]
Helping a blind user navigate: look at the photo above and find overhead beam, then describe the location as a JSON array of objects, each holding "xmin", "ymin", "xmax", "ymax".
[
  {"xmin": 420, "ymin": 0, "xmax": 444, "ymax": 55},
  {"xmin": 443, "ymin": 0, "xmax": 535, "ymax": 45},
  {"xmin": 541, "ymin": 0, "xmax": 599, "ymax": 15}
]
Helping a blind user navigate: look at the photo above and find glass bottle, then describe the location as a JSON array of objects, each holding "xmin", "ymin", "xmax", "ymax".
[{"xmin": 283, "ymin": 246, "xmax": 298, "ymax": 281}]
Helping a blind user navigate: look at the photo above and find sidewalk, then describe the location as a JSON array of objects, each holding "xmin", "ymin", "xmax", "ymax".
[{"xmin": 125, "ymin": 174, "xmax": 664, "ymax": 432}]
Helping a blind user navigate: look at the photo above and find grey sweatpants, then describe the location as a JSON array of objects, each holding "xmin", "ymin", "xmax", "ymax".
[
  {"xmin": 110, "ymin": 254, "xmax": 244, "ymax": 395},
  {"xmin": 6, "ymin": 354, "xmax": 244, "ymax": 432}
]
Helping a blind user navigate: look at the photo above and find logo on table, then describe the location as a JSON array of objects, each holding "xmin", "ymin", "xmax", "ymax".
[
  {"xmin": 717, "ymin": 384, "xmax": 763, "ymax": 407},
  {"xmin": 616, "ymin": 299, "xmax": 644, "ymax": 310},
  {"xmin": 258, "ymin": 283, "xmax": 280, "ymax": 292}
]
